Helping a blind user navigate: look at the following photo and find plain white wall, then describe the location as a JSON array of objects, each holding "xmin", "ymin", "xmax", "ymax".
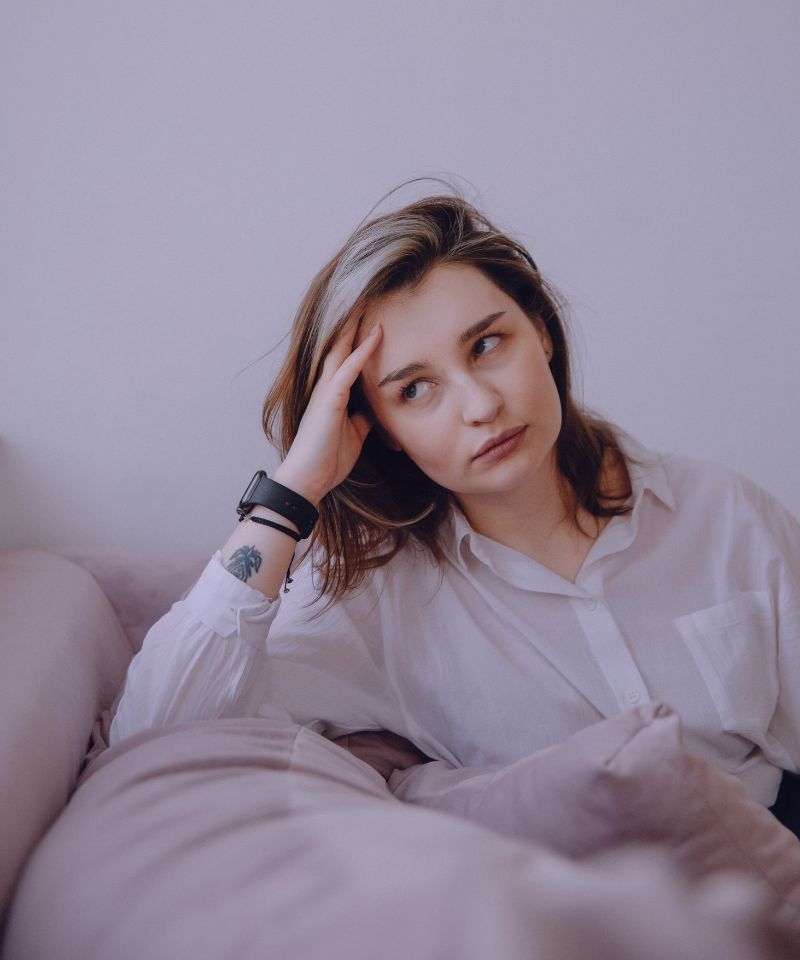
[{"xmin": 2, "ymin": 1, "xmax": 798, "ymax": 555}]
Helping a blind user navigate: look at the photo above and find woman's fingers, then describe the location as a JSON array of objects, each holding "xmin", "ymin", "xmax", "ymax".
[
  {"xmin": 282, "ymin": 322, "xmax": 383, "ymax": 498},
  {"xmin": 320, "ymin": 321, "xmax": 381, "ymax": 386},
  {"xmin": 319, "ymin": 318, "xmax": 361, "ymax": 379},
  {"xmin": 331, "ymin": 323, "xmax": 382, "ymax": 391}
]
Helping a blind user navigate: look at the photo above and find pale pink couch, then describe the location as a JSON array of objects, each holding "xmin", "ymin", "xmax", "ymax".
[{"xmin": 1, "ymin": 547, "xmax": 799, "ymax": 960}]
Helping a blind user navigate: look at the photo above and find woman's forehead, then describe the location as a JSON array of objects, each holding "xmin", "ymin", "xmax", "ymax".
[{"xmin": 357, "ymin": 264, "xmax": 508, "ymax": 344}]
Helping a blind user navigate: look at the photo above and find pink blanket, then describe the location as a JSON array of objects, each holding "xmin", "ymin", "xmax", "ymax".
[
  {"xmin": 2, "ymin": 548, "xmax": 799, "ymax": 959},
  {"xmin": 4, "ymin": 714, "xmax": 799, "ymax": 960}
]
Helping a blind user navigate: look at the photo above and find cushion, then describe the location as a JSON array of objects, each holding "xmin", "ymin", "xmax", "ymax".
[
  {"xmin": 2, "ymin": 717, "xmax": 791, "ymax": 960},
  {"xmin": 62, "ymin": 546, "xmax": 206, "ymax": 654},
  {"xmin": 0, "ymin": 549, "xmax": 132, "ymax": 920},
  {"xmin": 389, "ymin": 702, "xmax": 800, "ymax": 929}
]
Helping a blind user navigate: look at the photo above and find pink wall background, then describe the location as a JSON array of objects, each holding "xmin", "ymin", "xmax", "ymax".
[{"xmin": 2, "ymin": 1, "xmax": 799, "ymax": 554}]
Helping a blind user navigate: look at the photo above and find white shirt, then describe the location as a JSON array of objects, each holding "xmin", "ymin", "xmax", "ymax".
[{"xmin": 110, "ymin": 432, "xmax": 800, "ymax": 806}]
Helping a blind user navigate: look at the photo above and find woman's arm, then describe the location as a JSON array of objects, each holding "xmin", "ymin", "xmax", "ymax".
[
  {"xmin": 110, "ymin": 322, "xmax": 384, "ymax": 745},
  {"xmin": 220, "ymin": 322, "xmax": 384, "ymax": 599},
  {"xmin": 108, "ymin": 550, "xmax": 282, "ymax": 745},
  {"xmin": 757, "ymin": 482, "xmax": 800, "ymax": 773},
  {"xmin": 220, "ymin": 462, "xmax": 321, "ymax": 601}
]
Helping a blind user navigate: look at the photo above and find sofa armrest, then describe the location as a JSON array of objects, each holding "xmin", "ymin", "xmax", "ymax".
[{"xmin": 0, "ymin": 549, "xmax": 132, "ymax": 920}]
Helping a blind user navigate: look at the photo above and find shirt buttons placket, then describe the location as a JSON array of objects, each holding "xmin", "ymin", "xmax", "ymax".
[{"xmin": 571, "ymin": 591, "xmax": 650, "ymax": 714}]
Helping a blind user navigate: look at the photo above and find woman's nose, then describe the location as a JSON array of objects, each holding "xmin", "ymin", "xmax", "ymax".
[{"xmin": 458, "ymin": 375, "xmax": 503, "ymax": 424}]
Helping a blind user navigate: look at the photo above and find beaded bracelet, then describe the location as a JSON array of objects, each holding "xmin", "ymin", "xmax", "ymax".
[
  {"xmin": 241, "ymin": 514, "xmax": 301, "ymax": 592},
  {"xmin": 242, "ymin": 514, "xmax": 302, "ymax": 542}
]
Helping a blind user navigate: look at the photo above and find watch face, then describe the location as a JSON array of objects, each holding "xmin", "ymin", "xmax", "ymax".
[{"xmin": 238, "ymin": 470, "xmax": 265, "ymax": 513}]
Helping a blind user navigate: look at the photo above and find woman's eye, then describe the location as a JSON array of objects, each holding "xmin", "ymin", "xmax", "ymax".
[
  {"xmin": 400, "ymin": 380, "xmax": 430, "ymax": 402},
  {"xmin": 473, "ymin": 333, "xmax": 502, "ymax": 357},
  {"xmin": 398, "ymin": 333, "xmax": 504, "ymax": 403}
]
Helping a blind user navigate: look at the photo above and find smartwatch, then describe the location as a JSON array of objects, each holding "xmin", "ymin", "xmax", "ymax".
[{"xmin": 237, "ymin": 470, "xmax": 319, "ymax": 540}]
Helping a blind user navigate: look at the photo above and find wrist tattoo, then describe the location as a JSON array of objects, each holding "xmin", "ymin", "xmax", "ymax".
[{"xmin": 226, "ymin": 546, "xmax": 263, "ymax": 583}]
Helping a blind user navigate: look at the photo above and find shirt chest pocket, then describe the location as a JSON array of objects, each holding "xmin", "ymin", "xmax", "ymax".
[{"xmin": 674, "ymin": 590, "xmax": 777, "ymax": 741}]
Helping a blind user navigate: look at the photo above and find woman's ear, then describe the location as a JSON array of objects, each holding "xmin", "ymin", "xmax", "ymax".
[{"xmin": 539, "ymin": 328, "xmax": 553, "ymax": 362}]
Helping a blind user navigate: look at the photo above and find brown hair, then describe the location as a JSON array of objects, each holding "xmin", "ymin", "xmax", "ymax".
[{"xmin": 264, "ymin": 189, "xmax": 637, "ymax": 609}]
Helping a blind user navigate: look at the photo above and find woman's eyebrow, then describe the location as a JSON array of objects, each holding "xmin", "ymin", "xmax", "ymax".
[
  {"xmin": 377, "ymin": 311, "xmax": 506, "ymax": 388},
  {"xmin": 456, "ymin": 311, "xmax": 506, "ymax": 346}
]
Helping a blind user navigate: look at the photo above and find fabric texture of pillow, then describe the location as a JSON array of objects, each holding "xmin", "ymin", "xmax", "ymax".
[{"xmin": 3, "ymin": 717, "xmax": 795, "ymax": 960}]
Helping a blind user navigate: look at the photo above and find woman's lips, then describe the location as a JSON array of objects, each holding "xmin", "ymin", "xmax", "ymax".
[{"xmin": 472, "ymin": 426, "xmax": 527, "ymax": 463}]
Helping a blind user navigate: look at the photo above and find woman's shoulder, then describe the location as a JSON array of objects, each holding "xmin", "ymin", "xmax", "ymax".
[
  {"xmin": 659, "ymin": 449, "xmax": 772, "ymax": 509},
  {"xmin": 659, "ymin": 448, "xmax": 747, "ymax": 492},
  {"xmin": 617, "ymin": 429, "xmax": 797, "ymax": 530},
  {"xmin": 616, "ymin": 427, "xmax": 747, "ymax": 494}
]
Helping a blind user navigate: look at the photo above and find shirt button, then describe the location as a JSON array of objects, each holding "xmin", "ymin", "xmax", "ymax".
[
  {"xmin": 624, "ymin": 690, "xmax": 641, "ymax": 704},
  {"xmin": 586, "ymin": 598, "xmax": 598, "ymax": 610}
]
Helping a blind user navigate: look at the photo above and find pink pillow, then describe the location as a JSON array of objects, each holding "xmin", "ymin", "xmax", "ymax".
[
  {"xmin": 62, "ymin": 546, "xmax": 206, "ymax": 654},
  {"xmin": 0, "ymin": 549, "xmax": 132, "ymax": 920},
  {"xmin": 3, "ymin": 718, "xmax": 792, "ymax": 960},
  {"xmin": 390, "ymin": 702, "xmax": 800, "ymax": 929}
]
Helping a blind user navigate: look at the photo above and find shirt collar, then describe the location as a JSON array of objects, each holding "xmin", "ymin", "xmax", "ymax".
[
  {"xmin": 615, "ymin": 428, "xmax": 676, "ymax": 513},
  {"xmin": 441, "ymin": 428, "xmax": 676, "ymax": 564}
]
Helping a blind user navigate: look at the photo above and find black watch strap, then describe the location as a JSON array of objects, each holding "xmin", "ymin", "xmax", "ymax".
[{"xmin": 237, "ymin": 470, "xmax": 319, "ymax": 539}]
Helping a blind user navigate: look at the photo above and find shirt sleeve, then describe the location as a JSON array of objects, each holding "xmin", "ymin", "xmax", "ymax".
[
  {"xmin": 753, "ymin": 482, "xmax": 800, "ymax": 773},
  {"xmin": 109, "ymin": 548, "xmax": 402, "ymax": 747},
  {"xmin": 258, "ymin": 558, "xmax": 403, "ymax": 739},
  {"xmin": 109, "ymin": 551, "xmax": 286, "ymax": 746}
]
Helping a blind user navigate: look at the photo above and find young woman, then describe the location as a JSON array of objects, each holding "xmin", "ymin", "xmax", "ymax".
[{"xmin": 110, "ymin": 191, "xmax": 800, "ymax": 829}]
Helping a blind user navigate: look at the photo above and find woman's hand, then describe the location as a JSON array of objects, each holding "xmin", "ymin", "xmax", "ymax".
[{"xmin": 273, "ymin": 321, "xmax": 384, "ymax": 504}]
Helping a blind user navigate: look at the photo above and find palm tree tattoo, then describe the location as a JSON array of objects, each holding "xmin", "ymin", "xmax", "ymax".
[{"xmin": 226, "ymin": 546, "xmax": 263, "ymax": 583}]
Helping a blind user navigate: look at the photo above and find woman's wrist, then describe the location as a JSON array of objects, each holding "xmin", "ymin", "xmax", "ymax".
[
  {"xmin": 249, "ymin": 504, "xmax": 300, "ymax": 534},
  {"xmin": 222, "ymin": 508, "xmax": 300, "ymax": 601},
  {"xmin": 271, "ymin": 463, "xmax": 326, "ymax": 509}
]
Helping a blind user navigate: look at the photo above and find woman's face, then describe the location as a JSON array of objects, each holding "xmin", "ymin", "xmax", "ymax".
[{"xmin": 355, "ymin": 263, "xmax": 563, "ymax": 509}]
